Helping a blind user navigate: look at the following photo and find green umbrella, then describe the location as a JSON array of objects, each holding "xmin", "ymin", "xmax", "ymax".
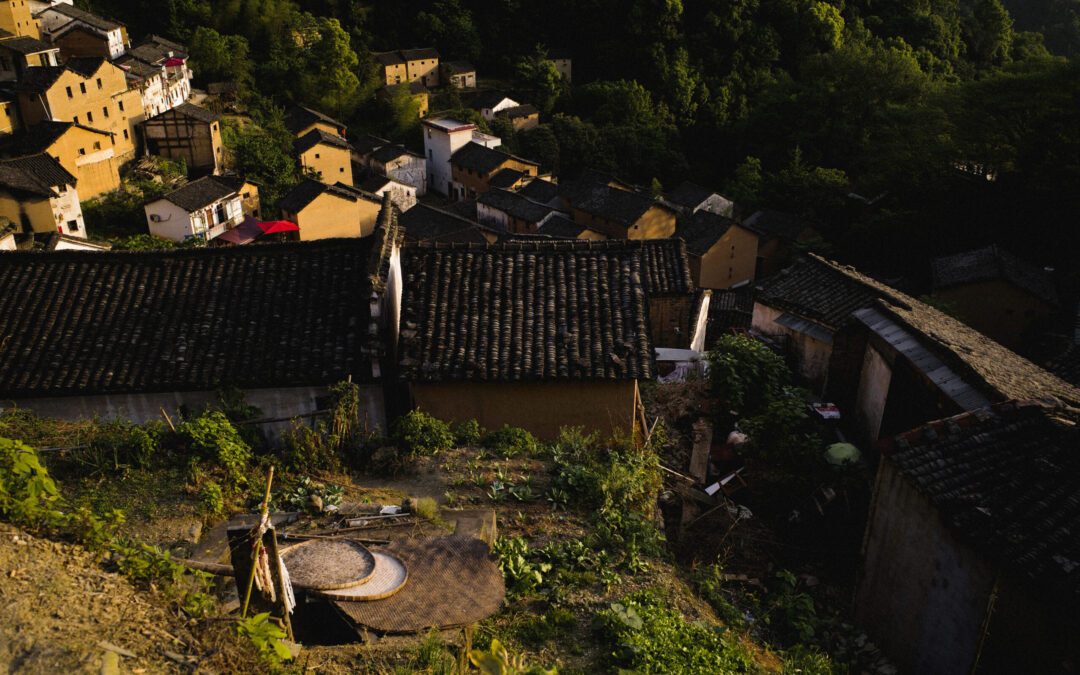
[{"xmin": 825, "ymin": 442, "xmax": 860, "ymax": 466}]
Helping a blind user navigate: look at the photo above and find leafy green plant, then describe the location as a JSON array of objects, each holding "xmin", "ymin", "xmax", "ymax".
[
  {"xmin": 0, "ymin": 437, "xmax": 63, "ymax": 528},
  {"xmin": 482, "ymin": 425, "xmax": 540, "ymax": 458},
  {"xmin": 236, "ymin": 612, "xmax": 293, "ymax": 666},
  {"xmin": 412, "ymin": 496, "xmax": 438, "ymax": 520},
  {"xmin": 279, "ymin": 475, "xmax": 343, "ymax": 512},
  {"xmin": 546, "ymin": 487, "xmax": 569, "ymax": 510},
  {"xmin": 179, "ymin": 411, "xmax": 252, "ymax": 494},
  {"xmin": 469, "ymin": 638, "xmax": 557, "ymax": 675},
  {"xmin": 453, "ymin": 419, "xmax": 485, "ymax": 447},
  {"xmin": 393, "ymin": 410, "xmax": 454, "ymax": 458},
  {"xmin": 199, "ymin": 481, "xmax": 225, "ymax": 521},
  {"xmin": 493, "ymin": 536, "xmax": 551, "ymax": 597},
  {"xmin": 706, "ymin": 334, "xmax": 790, "ymax": 414},
  {"xmin": 76, "ymin": 420, "xmax": 159, "ymax": 474}
]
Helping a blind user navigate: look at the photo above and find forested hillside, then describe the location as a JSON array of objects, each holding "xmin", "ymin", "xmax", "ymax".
[{"xmin": 86, "ymin": 0, "xmax": 1080, "ymax": 282}]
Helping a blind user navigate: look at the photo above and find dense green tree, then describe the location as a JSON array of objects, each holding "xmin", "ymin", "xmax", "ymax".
[
  {"xmin": 188, "ymin": 27, "xmax": 254, "ymax": 87},
  {"xmin": 514, "ymin": 48, "xmax": 568, "ymax": 115},
  {"xmin": 221, "ymin": 110, "xmax": 299, "ymax": 217},
  {"xmin": 417, "ymin": 0, "xmax": 482, "ymax": 63}
]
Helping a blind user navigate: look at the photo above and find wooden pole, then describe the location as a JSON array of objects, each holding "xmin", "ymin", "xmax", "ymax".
[
  {"xmin": 241, "ymin": 467, "xmax": 274, "ymax": 618},
  {"xmin": 160, "ymin": 407, "xmax": 176, "ymax": 432},
  {"xmin": 264, "ymin": 529, "xmax": 293, "ymax": 641}
]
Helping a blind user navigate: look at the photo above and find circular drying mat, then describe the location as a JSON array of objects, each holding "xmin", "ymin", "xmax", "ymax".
[
  {"xmin": 310, "ymin": 551, "xmax": 408, "ymax": 602},
  {"xmin": 280, "ymin": 538, "xmax": 375, "ymax": 590}
]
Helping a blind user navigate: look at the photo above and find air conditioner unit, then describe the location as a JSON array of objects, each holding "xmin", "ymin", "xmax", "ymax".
[{"xmin": 149, "ymin": 214, "xmax": 162, "ymax": 222}]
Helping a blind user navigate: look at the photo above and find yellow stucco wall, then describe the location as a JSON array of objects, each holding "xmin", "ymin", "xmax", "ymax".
[
  {"xmin": 293, "ymin": 121, "xmax": 342, "ymax": 138},
  {"xmin": 0, "ymin": 2, "xmax": 39, "ymax": 38},
  {"xmin": 288, "ymin": 191, "xmax": 380, "ymax": 240},
  {"xmin": 406, "ymin": 58, "xmax": 439, "ymax": 86},
  {"xmin": 381, "ymin": 63, "xmax": 407, "ymax": 85},
  {"xmin": 452, "ymin": 157, "xmax": 538, "ymax": 197},
  {"xmin": 44, "ymin": 126, "xmax": 120, "ymax": 198},
  {"xmin": 0, "ymin": 100, "xmax": 20, "ymax": 134},
  {"xmin": 697, "ymin": 224, "xmax": 758, "ymax": 289},
  {"xmin": 410, "ymin": 380, "xmax": 639, "ymax": 441},
  {"xmin": 299, "ymin": 143, "xmax": 352, "ymax": 185},
  {"xmin": 573, "ymin": 204, "xmax": 675, "ymax": 239},
  {"xmin": 27, "ymin": 65, "xmax": 137, "ymax": 160},
  {"xmin": 0, "ymin": 193, "xmax": 56, "ymax": 232}
]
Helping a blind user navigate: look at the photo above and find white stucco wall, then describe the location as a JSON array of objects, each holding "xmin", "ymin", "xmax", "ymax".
[
  {"xmin": 855, "ymin": 345, "xmax": 891, "ymax": 442},
  {"xmin": 145, "ymin": 198, "xmax": 195, "ymax": 241},
  {"xmin": 53, "ymin": 184, "xmax": 85, "ymax": 237}
]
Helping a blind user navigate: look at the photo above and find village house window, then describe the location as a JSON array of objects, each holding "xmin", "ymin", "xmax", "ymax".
[
  {"xmin": 67, "ymin": 220, "xmax": 79, "ymax": 232},
  {"xmin": 86, "ymin": 111, "xmax": 93, "ymax": 122},
  {"xmin": 731, "ymin": 245, "xmax": 736, "ymax": 258},
  {"xmin": 102, "ymin": 106, "xmax": 108, "ymax": 118},
  {"xmin": 122, "ymin": 129, "xmax": 128, "ymax": 139},
  {"xmin": 65, "ymin": 86, "xmax": 72, "ymax": 98},
  {"xmin": 729, "ymin": 267, "xmax": 734, "ymax": 279},
  {"xmin": 96, "ymin": 78, "xmax": 102, "ymax": 89},
  {"xmin": 79, "ymin": 82, "xmax": 86, "ymax": 94},
  {"xmin": 73, "ymin": 115, "xmax": 79, "ymax": 124},
  {"xmin": 93, "ymin": 141, "xmax": 101, "ymax": 150},
  {"xmin": 314, "ymin": 153, "xmax": 319, "ymax": 159},
  {"xmin": 78, "ymin": 148, "xmax": 85, "ymax": 155}
]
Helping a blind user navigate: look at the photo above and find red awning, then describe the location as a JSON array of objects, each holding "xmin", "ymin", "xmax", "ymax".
[
  {"xmin": 164, "ymin": 58, "xmax": 185, "ymax": 67},
  {"xmin": 214, "ymin": 217, "xmax": 263, "ymax": 245},
  {"xmin": 257, "ymin": 220, "xmax": 300, "ymax": 234}
]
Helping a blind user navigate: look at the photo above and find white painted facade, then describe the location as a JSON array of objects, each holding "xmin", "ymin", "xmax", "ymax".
[
  {"xmin": 36, "ymin": 8, "xmax": 127, "ymax": 59},
  {"xmin": 369, "ymin": 178, "xmax": 417, "ymax": 212},
  {"xmin": 421, "ymin": 118, "xmax": 500, "ymax": 198},
  {"xmin": 478, "ymin": 97, "xmax": 518, "ymax": 121},
  {"xmin": 52, "ymin": 183, "xmax": 85, "ymax": 237},
  {"xmin": 0, "ymin": 229, "xmax": 14, "ymax": 250},
  {"xmin": 145, "ymin": 193, "xmax": 243, "ymax": 242},
  {"xmin": 382, "ymin": 153, "xmax": 427, "ymax": 196}
]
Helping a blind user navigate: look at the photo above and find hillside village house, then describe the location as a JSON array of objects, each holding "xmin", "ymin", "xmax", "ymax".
[
  {"xmin": 0, "ymin": 0, "xmax": 40, "ymax": 38},
  {"xmin": 214, "ymin": 174, "xmax": 259, "ymax": 219},
  {"xmin": 549, "ymin": 49, "xmax": 572, "ymax": 82},
  {"xmin": 450, "ymin": 142, "xmax": 538, "ymax": 200},
  {"xmin": 534, "ymin": 213, "xmax": 606, "ymax": 240},
  {"xmin": 440, "ymin": 60, "xmax": 475, "ymax": 88},
  {"xmin": 15, "ymin": 55, "xmax": 141, "ymax": 164},
  {"xmin": 664, "ymin": 181, "xmax": 735, "ymax": 218},
  {"xmin": 279, "ymin": 178, "xmax": 381, "ymax": 240},
  {"xmin": 753, "ymin": 254, "xmax": 1080, "ymax": 441},
  {"xmin": 476, "ymin": 188, "xmax": 556, "ymax": 234},
  {"xmin": 421, "ymin": 117, "xmax": 500, "ymax": 198},
  {"xmin": 114, "ymin": 35, "xmax": 191, "ymax": 119},
  {"xmin": 398, "ymin": 240, "xmax": 661, "ymax": 440},
  {"xmin": 357, "ymin": 174, "xmax": 417, "ymax": 212},
  {"xmin": 467, "ymin": 91, "xmax": 518, "ymax": 121},
  {"xmin": 284, "ymin": 105, "xmax": 345, "ymax": 138},
  {"xmin": 0, "ymin": 119, "xmax": 121, "ymax": 197},
  {"xmin": 565, "ymin": 181, "xmax": 677, "ymax": 239},
  {"xmin": 0, "ymin": 34, "xmax": 60, "ymax": 82},
  {"xmin": 857, "ymin": 399, "xmax": 1079, "ymax": 675},
  {"xmin": 366, "ymin": 143, "xmax": 426, "ymax": 196},
  {"xmin": 144, "ymin": 175, "xmax": 243, "ymax": 242},
  {"xmin": 487, "ymin": 167, "xmax": 528, "ymax": 191},
  {"xmin": 742, "ymin": 209, "xmax": 820, "ymax": 278},
  {"xmin": 295, "ymin": 127, "xmax": 353, "ymax": 185},
  {"xmin": 374, "ymin": 48, "xmax": 439, "ymax": 87},
  {"xmin": 496, "ymin": 104, "xmax": 539, "ymax": 131},
  {"xmin": 0, "ymin": 210, "xmax": 403, "ymax": 431},
  {"xmin": 930, "ymin": 245, "xmax": 1058, "ymax": 350},
  {"xmin": 140, "ymin": 102, "xmax": 222, "ymax": 175},
  {"xmin": 518, "ymin": 177, "xmax": 561, "ymax": 208},
  {"xmin": 675, "ymin": 210, "xmax": 758, "ymax": 289},
  {"xmin": 398, "ymin": 203, "xmax": 497, "ymax": 244},
  {"xmin": 0, "ymin": 153, "xmax": 84, "ymax": 236},
  {"xmin": 35, "ymin": 4, "xmax": 128, "ymax": 59}
]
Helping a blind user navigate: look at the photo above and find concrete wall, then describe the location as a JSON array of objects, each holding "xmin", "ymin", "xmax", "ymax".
[
  {"xmin": 856, "ymin": 461, "xmax": 996, "ymax": 674},
  {"xmin": 934, "ymin": 280, "xmax": 1055, "ymax": 351},
  {"xmin": 751, "ymin": 303, "xmax": 833, "ymax": 391},
  {"xmin": 410, "ymin": 380, "xmax": 638, "ymax": 441},
  {"xmin": 423, "ymin": 124, "xmax": 474, "ymax": 197},
  {"xmin": 9, "ymin": 384, "xmax": 388, "ymax": 442}
]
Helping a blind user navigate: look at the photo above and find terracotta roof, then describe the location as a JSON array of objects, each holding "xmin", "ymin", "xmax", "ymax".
[
  {"xmin": 759, "ymin": 254, "xmax": 1080, "ymax": 405},
  {"xmin": 398, "ymin": 204, "xmax": 495, "ymax": 243},
  {"xmin": 931, "ymin": 245, "xmax": 1058, "ymax": 305},
  {"xmin": 0, "ymin": 153, "xmax": 75, "ymax": 197},
  {"xmin": 742, "ymin": 209, "xmax": 813, "ymax": 243},
  {"xmin": 451, "ymin": 142, "xmax": 536, "ymax": 175},
  {"xmin": 519, "ymin": 178, "xmax": 559, "ymax": 204},
  {"xmin": 880, "ymin": 399, "xmax": 1080, "ymax": 599},
  {"xmin": 573, "ymin": 183, "xmax": 669, "ymax": 228},
  {"xmin": 675, "ymin": 210, "xmax": 740, "ymax": 256},
  {"xmin": 398, "ymin": 240, "xmax": 658, "ymax": 382},
  {"xmin": 498, "ymin": 104, "xmax": 538, "ymax": 119},
  {"xmin": 294, "ymin": 128, "xmax": 352, "ymax": 155},
  {"xmin": 0, "ymin": 237, "xmax": 399, "ymax": 396},
  {"xmin": 477, "ymin": 188, "xmax": 552, "ymax": 224},
  {"xmin": 35, "ymin": 4, "xmax": 123, "ymax": 31},
  {"xmin": 283, "ymin": 106, "xmax": 344, "ymax": 136},
  {"xmin": 488, "ymin": 168, "xmax": 525, "ymax": 189},
  {"xmin": 153, "ymin": 102, "xmax": 220, "ymax": 124},
  {"xmin": 0, "ymin": 36, "xmax": 57, "ymax": 54},
  {"xmin": 160, "ymin": 176, "xmax": 237, "ymax": 212},
  {"xmin": 665, "ymin": 181, "xmax": 715, "ymax": 209}
]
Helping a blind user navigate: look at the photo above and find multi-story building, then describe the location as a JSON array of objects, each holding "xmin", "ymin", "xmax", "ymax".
[
  {"xmin": 144, "ymin": 175, "xmax": 243, "ymax": 242},
  {"xmin": 140, "ymin": 102, "xmax": 222, "ymax": 175},
  {"xmin": 0, "ymin": 119, "xmax": 121, "ymax": 197},
  {"xmin": 0, "ymin": 153, "xmax": 84, "ymax": 236},
  {"xmin": 115, "ymin": 35, "xmax": 191, "ymax": 120},
  {"xmin": 34, "ymin": 4, "xmax": 127, "ymax": 59},
  {"xmin": 374, "ymin": 48, "xmax": 440, "ymax": 87},
  {"xmin": 421, "ymin": 117, "xmax": 499, "ymax": 198}
]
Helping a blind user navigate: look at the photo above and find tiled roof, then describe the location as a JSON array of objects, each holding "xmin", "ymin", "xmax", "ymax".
[
  {"xmin": 451, "ymin": 142, "xmax": 535, "ymax": 175},
  {"xmin": 370, "ymin": 143, "xmax": 414, "ymax": 164},
  {"xmin": 742, "ymin": 209, "xmax": 813, "ymax": 243},
  {"xmin": 36, "ymin": 3, "xmax": 123, "ymax": 31},
  {"xmin": 675, "ymin": 210, "xmax": 740, "ymax": 256},
  {"xmin": 0, "ymin": 120, "xmax": 109, "ymax": 156},
  {"xmin": 0, "ymin": 36, "xmax": 56, "ymax": 54},
  {"xmin": 283, "ymin": 106, "xmax": 344, "ymax": 136},
  {"xmin": 880, "ymin": 399, "xmax": 1080, "ymax": 599},
  {"xmin": 278, "ymin": 178, "xmax": 368, "ymax": 214},
  {"xmin": 158, "ymin": 102, "xmax": 220, "ymax": 124},
  {"xmin": 400, "ymin": 47, "xmax": 439, "ymax": 61},
  {"xmin": 0, "ymin": 153, "xmax": 75, "ymax": 197},
  {"xmin": 702, "ymin": 287, "xmax": 755, "ymax": 349},
  {"xmin": 477, "ymin": 188, "xmax": 552, "ymax": 224},
  {"xmin": 0, "ymin": 237, "xmax": 400, "ymax": 396},
  {"xmin": 498, "ymin": 104, "xmax": 538, "ymax": 119},
  {"xmin": 64, "ymin": 56, "xmax": 106, "ymax": 77},
  {"xmin": 488, "ymin": 168, "xmax": 525, "ymax": 189},
  {"xmin": 536, "ymin": 214, "xmax": 595, "ymax": 239},
  {"xmin": 374, "ymin": 51, "xmax": 405, "ymax": 66},
  {"xmin": 353, "ymin": 134, "xmax": 389, "ymax": 156},
  {"xmin": 665, "ymin": 181, "xmax": 715, "ymax": 209},
  {"xmin": 931, "ymin": 245, "xmax": 1058, "ymax": 305},
  {"xmin": 759, "ymin": 254, "xmax": 1080, "ymax": 404},
  {"xmin": 294, "ymin": 128, "xmax": 352, "ymax": 155},
  {"xmin": 573, "ymin": 183, "xmax": 668, "ymax": 228},
  {"xmin": 357, "ymin": 175, "xmax": 392, "ymax": 193},
  {"xmin": 519, "ymin": 178, "xmax": 559, "ymax": 204},
  {"xmin": 398, "ymin": 240, "xmax": 658, "ymax": 382},
  {"xmin": 14, "ymin": 65, "xmax": 66, "ymax": 93},
  {"xmin": 1049, "ymin": 346, "xmax": 1080, "ymax": 387},
  {"xmin": 160, "ymin": 176, "xmax": 237, "ymax": 212},
  {"xmin": 126, "ymin": 35, "xmax": 187, "ymax": 65},
  {"xmin": 399, "ymin": 204, "xmax": 495, "ymax": 243},
  {"xmin": 467, "ymin": 91, "xmax": 514, "ymax": 110},
  {"xmin": 442, "ymin": 60, "xmax": 475, "ymax": 73}
]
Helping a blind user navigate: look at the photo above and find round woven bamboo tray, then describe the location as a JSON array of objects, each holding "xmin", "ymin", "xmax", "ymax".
[
  {"xmin": 280, "ymin": 538, "xmax": 376, "ymax": 590},
  {"xmin": 310, "ymin": 551, "xmax": 408, "ymax": 602}
]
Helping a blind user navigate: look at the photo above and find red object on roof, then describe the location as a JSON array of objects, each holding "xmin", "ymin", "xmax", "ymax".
[
  {"xmin": 164, "ymin": 58, "xmax": 185, "ymax": 67},
  {"xmin": 257, "ymin": 220, "xmax": 300, "ymax": 234}
]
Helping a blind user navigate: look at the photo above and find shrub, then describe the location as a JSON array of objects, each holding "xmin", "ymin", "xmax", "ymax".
[
  {"xmin": 392, "ymin": 410, "xmax": 454, "ymax": 457},
  {"xmin": 199, "ymin": 481, "xmax": 225, "ymax": 521},
  {"xmin": 412, "ymin": 496, "xmax": 438, "ymax": 520},
  {"xmin": 77, "ymin": 420, "xmax": 158, "ymax": 473},
  {"xmin": 179, "ymin": 411, "xmax": 252, "ymax": 493},
  {"xmin": 279, "ymin": 419, "xmax": 338, "ymax": 473},
  {"xmin": 482, "ymin": 425, "xmax": 540, "ymax": 458},
  {"xmin": 453, "ymin": 419, "xmax": 484, "ymax": 447},
  {"xmin": 706, "ymin": 334, "xmax": 790, "ymax": 415},
  {"xmin": 236, "ymin": 612, "xmax": 293, "ymax": 666},
  {"xmin": 0, "ymin": 437, "xmax": 64, "ymax": 528}
]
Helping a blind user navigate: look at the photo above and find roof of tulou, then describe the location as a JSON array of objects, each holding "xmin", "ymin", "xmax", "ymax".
[{"xmin": 398, "ymin": 240, "xmax": 662, "ymax": 383}]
